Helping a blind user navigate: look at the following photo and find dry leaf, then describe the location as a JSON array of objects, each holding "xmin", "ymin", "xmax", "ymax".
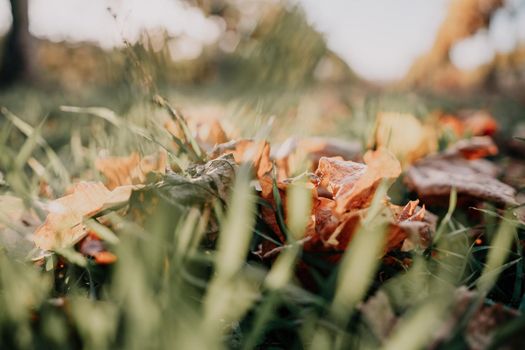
[
  {"xmin": 431, "ymin": 287, "xmax": 521, "ymax": 350},
  {"xmin": 273, "ymin": 137, "xmax": 362, "ymax": 178},
  {"xmin": 209, "ymin": 139, "xmax": 272, "ymax": 179},
  {"xmin": 445, "ymin": 136, "xmax": 498, "ymax": 160},
  {"xmin": 0, "ymin": 195, "xmax": 40, "ymax": 259},
  {"xmin": 95, "ymin": 150, "xmax": 167, "ymax": 189},
  {"xmin": 33, "ymin": 182, "xmax": 133, "ymax": 250},
  {"xmin": 459, "ymin": 110, "xmax": 499, "ymax": 136},
  {"xmin": 79, "ymin": 234, "xmax": 117, "ymax": 265},
  {"xmin": 374, "ymin": 112, "xmax": 438, "ymax": 166},
  {"xmin": 316, "ymin": 156, "xmax": 367, "ymax": 200},
  {"xmin": 333, "ymin": 148, "xmax": 402, "ymax": 213},
  {"xmin": 360, "ymin": 290, "xmax": 397, "ymax": 341},
  {"xmin": 390, "ymin": 200, "xmax": 436, "ymax": 251},
  {"xmin": 440, "ymin": 110, "xmax": 498, "ymax": 138},
  {"xmin": 258, "ymin": 147, "xmax": 430, "ymax": 267},
  {"xmin": 164, "ymin": 110, "xmax": 229, "ymax": 152},
  {"xmin": 405, "ymin": 155, "xmax": 517, "ymax": 206},
  {"xmin": 190, "ymin": 117, "xmax": 229, "ymax": 151}
]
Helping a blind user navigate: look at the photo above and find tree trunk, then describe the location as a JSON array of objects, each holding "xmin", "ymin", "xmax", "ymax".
[
  {"xmin": 0, "ymin": 0, "xmax": 34, "ymax": 87},
  {"xmin": 404, "ymin": 0, "xmax": 503, "ymax": 88}
]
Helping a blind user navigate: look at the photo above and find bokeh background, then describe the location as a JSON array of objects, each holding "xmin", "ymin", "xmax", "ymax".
[{"xmin": 1, "ymin": 0, "xmax": 524, "ymax": 141}]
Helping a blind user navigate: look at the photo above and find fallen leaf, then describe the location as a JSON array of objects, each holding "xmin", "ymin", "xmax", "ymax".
[
  {"xmin": 158, "ymin": 154, "xmax": 237, "ymax": 207},
  {"xmin": 209, "ymin": 139, "xmax": 272, "ymax": 179},
  {"xmin": 78, "ymin": 234, "xmax": 117, "ymax": 265},
  {"xmin": 445, "ymin": 136, "xmax": 498, "ymax": 160},
  {"xmin": 390, "ymin": 200, "xmax": 436, "ymax": 251},
  {"xmin": 459, "ymin": 110, "xmax": 499, "ymax": 136},
  {"xmin": 94, "ymin": 251, "xmax": 117, "ymax": 264},
  {"xmin": 257, "ymin": 148, "xmax": 430, "ymax": 267},
  {"xmin": 374, "ymin": 112, "xmax": 438, "ymax": 166},
  {"xmin": 95, "ymin": 150, "xmax": 167, "ymax": 189},
  {"xmin": 332, "ymin": 148, "xmax": 402, "ymax": 213},
  {"xmin": 33, "ymin": 182, "xmax": 133, "ymax": 251},
  {"xmin": 0, "ymin": 195, "xmax": 40, "ymax": 260},
  {"xmin": 273, "ymin": 137, "xmax": 362, "ymax": 178},
  {"xmin": 439, "ymin": 110, "xmax": 498, "ymax": 137},
  {"xmin": 431, "ymin": 287, "xmax": 520, "ymax": 350},
  {"xmin": 360, "ymin": 290, "xmax": 397, "ymax": 342},
  {"xmin": 315, "ymin": 156, "xmax": 367, "ymax": 200},
  {"xmin": 405, "ymin": 155, "xmax": 517, "ymax": 206},
  {"xmin": 190, "ymin": 117, "xmax": 229, "ymax": 151}
]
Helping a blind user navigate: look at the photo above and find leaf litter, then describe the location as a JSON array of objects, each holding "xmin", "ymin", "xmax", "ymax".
[{"xmin": 0, "ymin": 102, "xmax": 523, "ymax": 349}]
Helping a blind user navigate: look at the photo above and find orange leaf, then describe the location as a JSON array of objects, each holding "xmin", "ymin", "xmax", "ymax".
[
  {"xmin": 95, "ymin": 151, "xmax": 167, "ymax": 189},
  {"xmin": 447, "ymin": 136, "xmax": 498, "ymax": 160},
  {"xmin": 210, "ymin": 139, "xmax": 273, "ymax": 179},
  {"xmin": 274, "ymin": 137, "xmax": 361, "ymax": 178},
  {"xmin": 94, "ymin": 251, "xmax": 118, "ymax": 265},
  {"xmin": 33, "ymin": 182, "xmax": 133, "ymax": 250},
  {"xmin": 319, "ymin": 148, "xmax": 401, "ymax": 213}
]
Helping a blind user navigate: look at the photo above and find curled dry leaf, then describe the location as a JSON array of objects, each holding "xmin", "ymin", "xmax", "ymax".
[
  {"xmin": 33, "ymin": 182, "xmax": 133, "ymax": 251},
  {"xmin": 209, "ymin": 139, "xmax": 272, "ymax": 179},
  {"xmin": 158, "ymin": 154, "xmax": 238, "ymax": 207},
  {"xmin": 272, "ymin": 137, "xmax": 362, "ymax": 178},
  {"xmin": 390, "ymin": 200, "xmax": 436, "ymax": 251},
  {"xmin": 95, "ymin": 150, "xmax": 167, "ymax": 189},
  {"xmin": 405, "ymin": 138, "xmax": 517, "ymax": 206},
  {"xmin": 330, "ymin": 148, "xmax": 402, "ymax": 213},
  {"xmin": 257, "ymin": 146, "xmax": 432, "ymax": 270}
]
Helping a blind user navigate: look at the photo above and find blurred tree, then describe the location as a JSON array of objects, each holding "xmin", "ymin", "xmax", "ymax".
[
  {"xmin": 404, "ymin": 0, "xmax": 503, "ymax": 90},
  {"xmin": 0, "ymin": 0, "xmax": 35, "ymax": 87}
]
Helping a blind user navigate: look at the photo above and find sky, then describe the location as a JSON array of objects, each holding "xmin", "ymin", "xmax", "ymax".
[{"xmin": 0, "ymin": 0, "xmax": 524, "ymax": 82}]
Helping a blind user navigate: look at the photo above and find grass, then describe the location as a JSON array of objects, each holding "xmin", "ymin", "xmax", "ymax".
[{"xmin": 0, "ymin": 77, "xmax": 524, "ymax": 349}]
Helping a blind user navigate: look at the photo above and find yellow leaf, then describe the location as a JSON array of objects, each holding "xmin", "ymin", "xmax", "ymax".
[{"xmin": 374, "ymin": 112, "xmax": 437, "ymax": 166}]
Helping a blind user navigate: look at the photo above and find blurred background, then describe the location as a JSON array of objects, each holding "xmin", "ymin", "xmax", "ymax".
[{"xmin": 0, "ymin": 0, "xmax": 525, "ymax": 139}]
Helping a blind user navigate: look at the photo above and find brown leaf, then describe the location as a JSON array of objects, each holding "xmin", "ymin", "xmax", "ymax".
[
  {"xmin": 446, "ymin": 136, "xmax": 498, "ymax": 160},
  {"xmin": 273, "ymin": 137, "xmax": 362, "ymax": 178},
  {"xmin": 95, "ymin": 150, "xmax": 167, "ymax": 189},
  {"xmin": 190, "ymin": 117, "xmax": 229, "ymax": 151},
  {"xmin": 332, "ymin": 148, "xmax": 401, "ymax": 213},
  {"xmin": 209, "ymin": 139, "xmax": 272, "ymax": 179},
  {"xmin": 256, "ymin": 144, "xmax": 434, "ymax": 279},
  {"xmin": 389, "ymin": 201, "xmax": 437, "ymax": 251},
  {"xmin": 360, "ymin": 290, "xmax": 397, "ymax": 341},
  {"xmin": 459, "ymin": 110, "xmax": 499, "ymax": 136},
  {"xmin": 439, "ymin": 110, "xmax": 498, "ymax": 138},
  {"xmin": 405, "ymin": 154, "xmax": 517, "ymax": 206},
  {"xmin": 33, "ymin": 182, "xmax": 133, "ymax": 250},
  {"xmin": 316, "ymin": 156, "xmax": 367, "ymax": 199},
  {"xmin": 79, "ymin": 234, "xmax": 118, "ymax": 265},
  {"xmin": 431, "ymin": 287, "xmax": 520, "ymax": 350}
]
